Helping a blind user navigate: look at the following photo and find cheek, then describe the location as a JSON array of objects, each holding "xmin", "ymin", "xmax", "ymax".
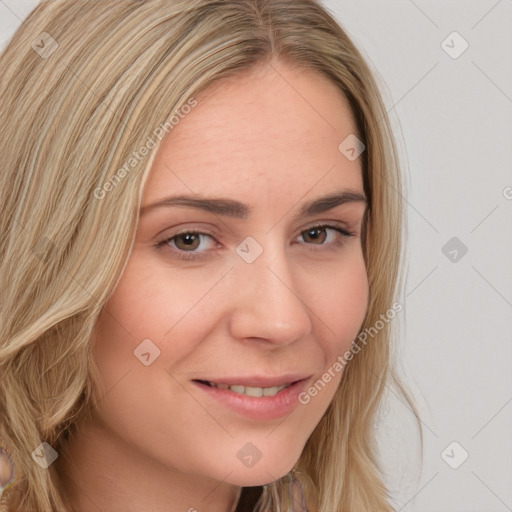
[
  {"xmin": 89, "ymin": 261, "xmax": 174, "ymax": 397},
  {"xmin": 88, "ymin": 255, "xmax": 227, "ymax": 430},
  {"xmin": 311, "ymin": 254, "xmax": 369, "ymax": 357},
  {"xmin": 292, "ymin": 254, "xmax": 368, "ymax": 411},
  {"xmin": 91, "ymin": 256, "xmax": 208, "ymax": 366}
]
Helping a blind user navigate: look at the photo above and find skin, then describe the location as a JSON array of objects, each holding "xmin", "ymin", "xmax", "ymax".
[{"xmin": 60, "ymin": 58, "xmax": 369, "ymax": 512}]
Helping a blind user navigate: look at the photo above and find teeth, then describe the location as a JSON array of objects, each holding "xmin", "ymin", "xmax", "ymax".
[
  {"xmin": 245, "ymin": 386, "xmax": 263, "ymax": 397},
  {"xmin": 209, "ymin": 382, "xmax": 289, "ymax": 397}
]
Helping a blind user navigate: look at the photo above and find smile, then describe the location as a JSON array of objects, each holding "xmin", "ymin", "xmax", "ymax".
[
  {"xmin": 198, "ymin": 380, "xmax": 291, "ymax": 397},
  {"xmin": 191, "ymin": 376, "xmax": 312, "ymax": 420}
]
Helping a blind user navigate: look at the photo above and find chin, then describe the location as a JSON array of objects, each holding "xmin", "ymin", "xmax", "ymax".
[
  {"xmin": 227, "ymin": 467, "xmax": 293, "ymax": 487},
  {"xmin": 223, "ymin": 452, "xmax": 302, "ymax": 487}
]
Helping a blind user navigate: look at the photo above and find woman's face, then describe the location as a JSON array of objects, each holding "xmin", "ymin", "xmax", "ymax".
[{"xmin": 92, "ymin": 60, "xmax": 368, "ymax": 486}]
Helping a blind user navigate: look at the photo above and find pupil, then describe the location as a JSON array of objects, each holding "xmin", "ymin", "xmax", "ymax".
[
  {"xmin": 177, "ymin": 233, "xmax": 199, "ymax": 250},
  {"xmin": 306, "ymin": 227, "xmax": 325, "ymax": 243}
]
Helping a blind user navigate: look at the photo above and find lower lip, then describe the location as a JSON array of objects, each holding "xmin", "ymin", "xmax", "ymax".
[{"xmin": 192, "ymin": 378, "xmax": 310, "ymax": 421}]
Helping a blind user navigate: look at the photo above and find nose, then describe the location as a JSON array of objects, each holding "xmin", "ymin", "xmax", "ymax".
[{"xmin": 227, "ymin": 240, "xmax": 313, "ymax": 346}]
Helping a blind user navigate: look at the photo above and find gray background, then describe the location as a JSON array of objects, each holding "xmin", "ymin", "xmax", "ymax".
[{"xmin": 1, "ymin": 1, "xmax": 511, "ymax": 510}]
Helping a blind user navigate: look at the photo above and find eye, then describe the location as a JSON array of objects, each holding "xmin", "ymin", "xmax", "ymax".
[
  {"xmin": 156, "ymin": 230, "xmax": 218, "ymax": 260},
  {"xmin": 296, "ymin": 224, "xmax": 353, "ymax": 247}
]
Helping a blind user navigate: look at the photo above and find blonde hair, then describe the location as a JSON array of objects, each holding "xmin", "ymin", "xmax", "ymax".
[{"xmin": 0, "ymin": 1, "xmax": 421, "ymax": 510}]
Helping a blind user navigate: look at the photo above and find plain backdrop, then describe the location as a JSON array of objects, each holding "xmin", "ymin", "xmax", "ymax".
[{"xmin": 1, "ymin": 1, "xmax": 511, "ymax": 511}]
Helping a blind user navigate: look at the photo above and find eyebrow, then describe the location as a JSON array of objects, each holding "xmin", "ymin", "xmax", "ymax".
[{"xmin": 140, "ymin": 190, "xmax": 367, "ymax": 219}]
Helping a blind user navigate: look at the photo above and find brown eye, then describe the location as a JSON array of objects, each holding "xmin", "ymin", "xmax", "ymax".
[
  {"xmin": 156, "ymin": 230, "xmax": 219, "ymax": 261},
  {"xmin": 297, "ymin": 224, "xmax": 353, "ymax": 248},
  {"xmin": 173, "ymin": 233, "xmax": 202, "ymax": 251},
  {"xmin": 302, "ymin": 226, "xmax": 328, "ymax": 244}
]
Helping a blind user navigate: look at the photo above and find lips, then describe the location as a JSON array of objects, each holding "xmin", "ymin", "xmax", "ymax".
[{"xmin": 191, "ymin": 375, "xmax": 312, "ymax": 420}]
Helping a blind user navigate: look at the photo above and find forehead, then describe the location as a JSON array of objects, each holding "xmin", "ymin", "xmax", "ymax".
[{"xmin": 143, "ymin": 60, "xmax": 363, "ymax": 206}]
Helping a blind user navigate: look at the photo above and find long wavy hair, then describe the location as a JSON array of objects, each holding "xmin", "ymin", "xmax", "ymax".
[{"xmin": 0, "ymin": 1, "xmax": 421, "ymax": 511}]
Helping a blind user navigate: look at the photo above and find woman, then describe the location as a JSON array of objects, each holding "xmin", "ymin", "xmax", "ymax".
[{"xmin": 0, "ymin": 1, "xmax": 421, "ymax": 511}]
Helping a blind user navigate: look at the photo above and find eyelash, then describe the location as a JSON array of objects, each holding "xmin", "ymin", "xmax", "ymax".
[{"xmin": 155, "ymin": 223, "xmax": 355, "ymax": 261}]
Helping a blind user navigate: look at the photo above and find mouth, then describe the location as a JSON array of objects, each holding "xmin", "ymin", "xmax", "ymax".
[
  {"xmin": 191, "ymin": 375, "xmax": 312, "ymax": 420},
  {"xmin": 192, "ymin": 379, "xmax": 295, "ymax": 397}
]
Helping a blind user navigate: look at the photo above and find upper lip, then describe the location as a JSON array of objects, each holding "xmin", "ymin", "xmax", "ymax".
[{"xmin": 193, "ymin": 374, "xmax": 312, "ymax": 388}]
